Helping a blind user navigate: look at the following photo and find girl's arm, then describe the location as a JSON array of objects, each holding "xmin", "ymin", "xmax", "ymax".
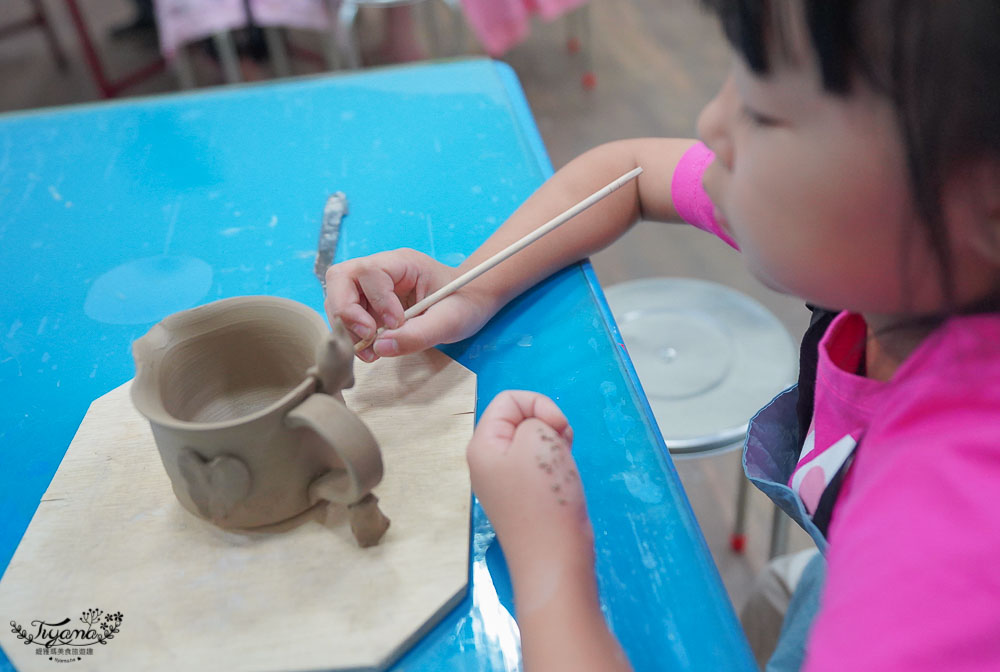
[
  {"xmin": 513, "ymin": 559, "xmax": 632, "ymax": 672},
  {"xmin": 324, "ymin": 138, "xmax": 697, "ymax": 360},
  {"xmin": 456, "ymin": 138, "xmax": 698, "ymax": 314},
  {"xmin": 467, "ymin": 391, "xmax": 632, "ymax": 672}
]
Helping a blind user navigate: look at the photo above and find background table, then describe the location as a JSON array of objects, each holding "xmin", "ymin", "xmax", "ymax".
[{"xmin": 0, "ymin": 58, "xmax": 755, "ymax": 670}]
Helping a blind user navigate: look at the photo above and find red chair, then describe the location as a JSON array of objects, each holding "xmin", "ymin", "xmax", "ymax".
[
  {"xmin": 0, "ymin": 0, "xmax": 67, "ymax": 68},
  {"xmin": 62, "ymin": 0, "xmax": 166, "ymax": 98}
]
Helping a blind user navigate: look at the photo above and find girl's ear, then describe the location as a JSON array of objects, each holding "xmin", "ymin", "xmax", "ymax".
[{"xmin": 946, "ymin": 159, "xmax": 1000, "ymax": 264}]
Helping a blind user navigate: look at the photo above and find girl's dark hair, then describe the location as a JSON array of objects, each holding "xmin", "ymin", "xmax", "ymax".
[{"xmin": 703, "ymin": 0, "xmax": 1000, "ymax": 312}]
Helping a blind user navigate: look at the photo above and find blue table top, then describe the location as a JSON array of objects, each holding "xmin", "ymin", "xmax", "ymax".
[{"xmin": 0, "ymin": 59, "xmax": 755, "ymax": 671}]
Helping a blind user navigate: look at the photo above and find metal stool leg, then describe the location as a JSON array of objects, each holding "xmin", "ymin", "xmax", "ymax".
[
  {"xmin": 578, "ymin": 4, "xmax": 596, "ymax": 89},
  {"xmin": 768, "ymin": 505, "xmax": 790, "ymax": 559},
  {"xmin": 263, "ymin": 27, "xmax": 292, "ymax": 77},
  {"xmin": 566, "ymin": 5, "xmax": 596, "ymax": 89},
  {"xmin": 213, "ymin": 31, "xmax": 242, "ymax": 83},
  {"xmin": 173, "ymin": 45, "xmax": 196, "ymax": 89},
  {"xmin": 335, "ymin": 1, "xmax": 361, "ymax": 69},
  {"xmin": 733, "ymin": 458, "xmax": 793, "ymax": 558},
  {"xmin": 440, "ymin": 0, "xmax": 464, "ymax": 55},
  {"xmin": 566, "ymin": 6, "xmax": 581, "ymax": 53},
  {"xmin": 731, "ymin": 467, "xmax": 750, "ymax": 553},
  {"xmin": 323, "ymin": 0, "xmax": 343, "ymax": 69},
  {"xmin": 419, "ymin": 0, "xmax": 440, "ymax": 58}
]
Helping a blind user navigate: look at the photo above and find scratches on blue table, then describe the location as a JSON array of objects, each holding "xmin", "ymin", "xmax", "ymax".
[
  {"xmin": 83, "ymin": 255, "xmax": 213, "ymax": 325},
  {"xmin": 0, "ymin": 60, "xmax": 755, "ymax": 671}
]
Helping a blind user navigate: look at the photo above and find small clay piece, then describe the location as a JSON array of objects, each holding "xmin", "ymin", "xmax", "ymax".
[
  {"xmin": 312, "ymin": 317, "xmax": 357, "ymax": 401},
  {"xmin": 131, "ymin": 296, "xmax": 389, "ymax": 546},
  {"xmin": 347, "ymin": 494, "xmax": 391, "ymax": 547}
]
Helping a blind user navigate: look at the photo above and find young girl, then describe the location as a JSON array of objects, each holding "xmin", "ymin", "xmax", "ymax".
[{"xmin": 324, "ymin": 1, "xmax": 1000, "ymax": 669}]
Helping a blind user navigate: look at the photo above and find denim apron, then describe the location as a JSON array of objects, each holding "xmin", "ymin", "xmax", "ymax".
[{"xmin": 743, "ymin": 384, "xmax": 831, "ymax": 672}]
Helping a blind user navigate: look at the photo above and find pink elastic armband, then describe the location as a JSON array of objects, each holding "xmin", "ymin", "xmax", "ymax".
[{"xmin": 670, "ymin": 142, "xmax": 738, "ymax": 250}]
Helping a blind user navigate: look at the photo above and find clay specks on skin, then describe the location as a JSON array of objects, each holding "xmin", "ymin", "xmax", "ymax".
[{"xmin": 535, "ymin": 428, "xmax": 576, "ymax": 505}]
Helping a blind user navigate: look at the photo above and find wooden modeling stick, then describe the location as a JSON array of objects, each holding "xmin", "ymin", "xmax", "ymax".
[{"xmin": 354, "ymin": 166, "xmax": 644, "ymax": 353}]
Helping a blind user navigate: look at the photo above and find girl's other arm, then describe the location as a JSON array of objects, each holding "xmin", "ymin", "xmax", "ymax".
[{"xmin": 467, "ymin": 391, "xmax": 632, "ymax": 672}]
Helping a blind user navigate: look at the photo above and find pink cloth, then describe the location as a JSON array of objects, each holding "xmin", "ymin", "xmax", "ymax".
[
  {"xmin": 154, "ymin": 0, "xmax": 329, "ymax": 58},
  {"xmin": 788, "ymin": 314, "xmax": 871, "ymax": 514},
  {"xmin": 672, "ymin": 146, "xmax": 1000, "ymax": 669},
  {"xmin": 460, "ymin": 0, "xmax": 588, "ymax": 56},
  {"xmin": 155, "ymin": 0, "xmax": 247, "ymax": 57},
  {"xmin": 669, "ymin": 142, "xmax": 738, "ymax": 249},
  {"xmin": 802, "ymin": 312, "xmax": 1000, "ymax": 671},
  {"xmin": 250, "ymin": 0, "xmax": 330, "ymax": 30}
]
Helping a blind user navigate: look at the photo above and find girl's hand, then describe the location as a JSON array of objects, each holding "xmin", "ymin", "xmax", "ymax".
[
  {"xmin": 469, "ymin": 392, "xmax": 631, "ymax": 672},
  {"xmin": 467, "ymin": 391, "xmax": 592, "ymax": 580},
  {"xmin": 324, "ymin": 248, "xmax": 496, "ymax": 362}
]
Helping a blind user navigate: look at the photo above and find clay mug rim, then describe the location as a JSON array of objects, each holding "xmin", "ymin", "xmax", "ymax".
[
  {"xmin": 129, "ymin": 295, "xmax": 382, "ymax": 528},
  {"xmin": 130, "ymin": 295, "xmax": 328, "ymax": 431}
]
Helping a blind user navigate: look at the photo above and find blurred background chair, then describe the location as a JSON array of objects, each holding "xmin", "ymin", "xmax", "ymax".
[
  {"xmin": 2, "ymin": 0, "xmax": 165, "ymax": 99},
  {"xmin": 459, "ymin": 0, "xmax": 593, "ymax": 88},
  {"xmin": 154, "ymin": 0, "xmax": 593, "ymax": 90},
  {"xmin": 0, "ymin": 0, "xmax": 66, "ymax": 68},
  {"xmin": 324, "ymin": 0, "xmax": 464, "ymax": 70},
  {"xmin": 159, "ymin": 0, "xmax": 462, "ymax": 86}
]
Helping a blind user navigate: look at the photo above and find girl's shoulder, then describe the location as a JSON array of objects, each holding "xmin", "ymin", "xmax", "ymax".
[
  {"xmin": 867, "ymin": 313, "xmax": 1000, "ymax": 454},
  {"xmin": 894, "ymin": 313, "xmax": 1000, "ymax": 383},
  {"xmin": 835, "ymin": 312, "xmax": 1000, "ymax": 542},
  {"xmin": 810, "ymin": 315, "xmax": 1000, "ymax": 671}
]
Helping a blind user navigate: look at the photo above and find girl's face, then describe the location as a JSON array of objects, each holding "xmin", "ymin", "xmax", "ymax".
[{"xmin": 697, "ymin": 11, "xmax": 999, "ymax": 317}]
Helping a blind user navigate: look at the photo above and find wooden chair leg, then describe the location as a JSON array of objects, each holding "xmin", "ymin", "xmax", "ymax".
[
  {"xmin": 64, "ymin": 0, "xmax": 165, "ymax": 98},
  {"xmin": 731, "ymin": 466, "xmax": 750, "ymax": 553},
  {"xmin": 33, "ymin": 0, "xmax": 68, "ymax": 68}
]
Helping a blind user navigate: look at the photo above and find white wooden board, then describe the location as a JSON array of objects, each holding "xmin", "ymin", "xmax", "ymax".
[{"xmin": 0, "ymin": 349, "xmax": 476, "ymax": 671}]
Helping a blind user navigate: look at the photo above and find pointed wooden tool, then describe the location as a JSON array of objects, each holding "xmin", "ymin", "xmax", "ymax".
[{"xmin": 354, "ymin": 166, "xmax": 644, "ymax": 353}]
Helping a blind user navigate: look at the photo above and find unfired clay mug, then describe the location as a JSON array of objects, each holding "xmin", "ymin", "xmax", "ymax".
[{"xmin": 131, "ymin": 296, "xmax": 388, "ymax": 543}]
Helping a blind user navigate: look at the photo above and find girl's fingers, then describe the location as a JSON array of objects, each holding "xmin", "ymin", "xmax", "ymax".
[
  {"xmin": 476, "ymin": 391, "xmax": 572, "ymax": 446},
  {"xmin": 356, "ymin": 344, "xmax": 377, "ymax": 363},
  {"xmin": 323, "ymin": 249, "xmax": 465, "ymax": 361},
  {"xmin": 372, "ymin": 300, "xmax": 472, "ymax": 357},
  {"xmin": 324, "ymin": 264, "xmax": 362, "ymax": 314},
  {"xmin": 356, "ymin": 266, "xmax": 406, "ymax": 330},
  {"xmin": 334, "ymin": 303, "xmax": 378, "ymax": 344}
]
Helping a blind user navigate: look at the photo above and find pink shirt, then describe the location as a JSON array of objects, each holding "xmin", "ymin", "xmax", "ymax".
[
  {"xmin": 459, "ymin": 0, "xmax": 589, "ymax": 56},
  {"xmin": 805, "ymin": 312, "xmax": 1000, "ymax": 671},
  {"xmin": 672, "ymin": 142, "xmax": 1000, "ymax": 670}
]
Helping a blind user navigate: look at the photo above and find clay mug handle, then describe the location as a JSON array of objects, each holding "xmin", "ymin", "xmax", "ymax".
[{"xmin": 285, "ymin": 394, "xmax": 383, "ymax": 506}]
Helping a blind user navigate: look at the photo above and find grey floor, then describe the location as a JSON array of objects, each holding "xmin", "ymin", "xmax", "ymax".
[{"xmin": 1, "ymin": 0, "xmax": 812, "ymax": 621}]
